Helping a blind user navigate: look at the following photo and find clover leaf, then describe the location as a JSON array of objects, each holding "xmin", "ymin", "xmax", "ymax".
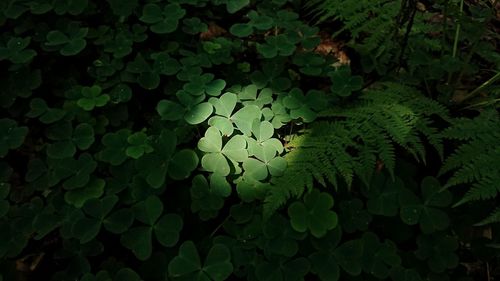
[
  {"xmin": 261, "ymin": 214, "xmax": 306, "ymax": 257},
  {"xmin": 415, "ymin": 233, "xmax": 459, "ymax": 273},
  {"xmin": 140, "ymin": 3, "xmax": 186, "ymax": 34},
  {"xmin": 152, "ymin": 52, "xmax": 181, "ymax": 76},
  {"xmin": 332, "ymin": 233, "xmax": 401, "ymax": 279},
  {"xmin": 77, "ymin": 85, "xmax": 110, "ymax": 111},
  {"xmin": 168, "ymin": 241, "xmax": 233, "ymax": 281},
  {"xmin": 255, "ymin": 257, "xmax": 310, "ymax": 281},
  {"xmin": 103, "ymin": 208, "xmax": 135, "ymax": 234},
  {"xmin": 248, "ymin": 10, "xmax": 274, "ymax": 30},
  {"xmin": 399, "ymin": 176, "xmax": 452, "ymax": 233},
  {"xmin": 242, "ymin": 154, "xmax": 286, "ymax": 181},
  {"xmin": 83, "ymin": 268, "xmax": 141, "ymax": 281},
  {"xmin": 0, "ymin": 119, "xmax": 28, "ymax": 157},
  {"xmin": 235, "ymin": 176, "xmax": 270, "ymax": 202},
  {"xmin": 109, "ymin": 84, "xmax": 132, "ymax": 104},
  {"xmin": 121, "ymin": 196, "xmax": 183, "ymax": 260},
  {"xmin": 45, "ymin": 26, "xmax": 88, "ymax": 56},
  {"xmin": 26, "ymin": 98, "xmax": 66, "ymax": 124},
  {"xmin": 0, "ymin": 37, "xmax": 36, "ymax": 64},
  {"xmin": 257, "ymin": 34, "xmax": 296, "ymax": 59},
  {"xmin": 329, "ymin": 66, "xmax": 363, "ymax": 97},
  {"xmin": 72, "ymin": 195, "xmax": 118, "ymax": 243},
  {"xmin": 366, "ymin": 174, "xmax": 404, "ymax": 216},
  {"xmin": 53, "ymin": 0, "xmax": 88, "ymax": 15},
  {"xmin": 292, "ymin": 52, "xmax": 326, "ymax": 76},
  {"xmin": 157, "ymin": 88, "xmax": 215, "ymax": 125},
  {"xmin": 390, "ymin": 267, "xmax": 423, "ymax": 281},
  {"xmin": 191, "ymin": 175, "xmax": 226, "ymax": 220},
  {"xmin": 308, "ymin": 227, "xmax": 342, "ymax": 281},
  {"xmin": 64, "ymin": 178, "xmax": 105, "ymax": 208},
  {"xmin": 183, "ymin": 17, "xmax": 208, "ymax": 34},
  {"xmin": 62, "ymin": 153, "xmax": 97, "ymax": 189},
  {"xmin": 126, "ymin": 54, "xmax": 160, "ymax": 89},
  {"xmin": 225, "ymin": 0, "xmax": 249, "ymax": 13},
  {"xmin": 45, "ymin": 121, "xmax": 94, "ymax": 159},
  {"xmin": 231, "ymin": 105, "xmax": 262, "ymax": 136},
  {"xmin": 136, "ymin": 129, "xmax": 198, "ymax": 188},
  {"xmin": 1, "ymin": 68, "xmax": 41, "ymax": 108},
  {"xmin": 250, "ymin": 59, "xmax": 291, "ymax": 90},
  {"xmin": 126, "ymin": 131, "xmax": 153, "ymax": 159},
  {"xmin": 198, "ymin": 127, "xmax": 248, "ymax": 176},
  {"xmin": 97, "ymin": 129, "xmax": 130, "ymax": 165},
  {"xmin": 183, "ymin": 74, "xmax": 226, "ymax": 97},
  {"xmin": 210, "ymin": 92, "xmax": 237, "ymax": 118},
  {"xmin": 281, "ymin": 88, "xmax": 327, "ymax": 122},
  {"xmin": 339, "ymin": 198, "xmax": 372, "ymax": 233},
  {"xmin": 287, "ymin": 189, "xmax": 338, "ymax": 238},
  {"xmin": 106, "ymin": 0, "xmax": 138, "ymax": 17},
  {"xmin": 360, "ymin": 232, "xmax": 402, "ymax": 279}
]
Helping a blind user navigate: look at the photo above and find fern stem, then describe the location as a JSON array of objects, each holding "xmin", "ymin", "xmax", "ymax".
[
  {"xmin": 463, "ymin": 98, "xmax": 500, "ymax": 110},
  {"xmin": 447, "ymin": 0, "xmax": 464, "ymax": 84},
  {"xmin": 441, "ymin": 0, "xmax": 449, "ymax": 56},
  {"xmin": 461, "ymin": 71, "xmax": 500, "ymax": 102},
  {"xmin": 451, "ymin": 0, "xmax": 464, "ymax": 59}
]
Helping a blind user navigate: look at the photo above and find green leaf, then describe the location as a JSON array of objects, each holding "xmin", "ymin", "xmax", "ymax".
[
  {"xmin": 288, "ymin": 189, "xmax": 338, "ymax": 238},
  {"xmin": 211, "ymin": 93, "xmax": 237, "ymax": 118},
  {"xmin": 210, "ymin": 174, "xmax": 232, "ymax": 197},
  {"xmin": 107, "ymin": 0, "xmax": 138, "ymax": 17},
  {"xmin": 230, "ymin": 24, "xmax": 253, "ymax": 37},
  {"xmin": 134, "ymin": 195, "xmax": 163, "ymax": 225},
  {"xmin": 104, "ymin": 209, "xmax": 134, "ymax": 234},
  {"xmin": 231, "ymin": 105, "xmax": 262, "ymax": 136},
  {"xmin": 202, "ymin": 153, "xmax": 230, "ymax": 176},
  {"xmin": 157, "ymin": 100, "xmax": 185, "ymax": 121},
  {"xmin": 114, "ymin": 268, "xmax": 141, "ymax": 281},
  {"xmin": 333, "ymin": 240, "xmax": 363, "ymax": 276},
  {"xmin": 121, "ymin": 226, "xmax": 153, "ymax": 261},
  {"xmin": 243, "ymin": 158, "xmax": 268, "ymax": 181},
  {"xmin": 222, "ymin": 135, "xmax": 247, "ymax": 162},
  {"xmin": 205, "ymin": 79, "xmax": 226, "ymax": 96},
  {"xmin": 309, "ymin": 251, "xmax": 340, "ymax": 281},
  {"xmin": 168, "ymin": 241, "xmax": 233, "ymax": 280},
  {"xmin": 0, "ymin": 119, "xmax": 28, "ymax": 157},
  {"xmin": 185, "ymin": 102, "xmax": 213, "ymax": 125},
  {"xmin": 64, "ymin": 178, "xmax": 105, "ymax": 208},
  {"xmin": 329, "ymin": 66, "xmax": 363, "ymax": 97},
  {"xmin": 226, "ymin": 0, "xmax": 249, "ymax": 13},
  {"xmin": 199, "ymin": 127, "xmax": 222, "ymax": 153},
  {"xmin": 202, "ymin": 244, "xmax": 233, "ymax": 280},
  {"xmin": 367, "ymin": 175, "xmax": 403, "ymax": 216},
  {"xmin": 155, "ymin": 213, "xmax": 183, "ymax": 247},
  {"xmin": 169, "ymin": 149, "xmax": 199, "ymax": 180},
  {"xmin": 138, "ymin": 72, "xmax": 160, "ymax": 89},
  {"xmin": 72, "ymin": 217, "xmax": 101, "ymax": 243},
  {"xmin": 252, "ymin": 120, "xmax": 274, "ymax": 142},
  {"xmin": 339, "ymin": 199, "xmax": 372, "ymax": 233},
  {"xmin": 208, "ymin": 117, "xmax": 234, "ymax": 136},
  {"xmin": 168, "ymin": 241, "xmax": 202, "ymax": 277},
  {"xmin": 73, "ymin": 123, "xmax": 94, "ymax": 149}
]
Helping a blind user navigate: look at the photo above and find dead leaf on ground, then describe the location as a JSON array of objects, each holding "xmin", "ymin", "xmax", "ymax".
[
  {"xmin": 314, "ymin": 32, "xmax": 350, "ymax": 66},
  {"xmin": 200, "ymin": 22, "xmax": 227, "ymax": 40}
]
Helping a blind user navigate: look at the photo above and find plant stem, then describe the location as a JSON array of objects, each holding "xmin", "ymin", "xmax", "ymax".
[
  {"xmin": 451, "ymin": 0, "xmax": 464, "ymax": 59},
  {"xmin": 461, "ymin": 71, "xmax": 500, "ymax": 102}
]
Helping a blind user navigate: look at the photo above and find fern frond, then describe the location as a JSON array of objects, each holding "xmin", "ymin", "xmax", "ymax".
[
  {"xmin": 264, "ymin": 83, "xmax": 448, "ymax": 216},
  {"xmin": 441, "ymin": 109, "xmax": 500, "ymax": 224},
  {"xmin": 475, "ymin": 207, "xmax": 500, "ymax": 226}
]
